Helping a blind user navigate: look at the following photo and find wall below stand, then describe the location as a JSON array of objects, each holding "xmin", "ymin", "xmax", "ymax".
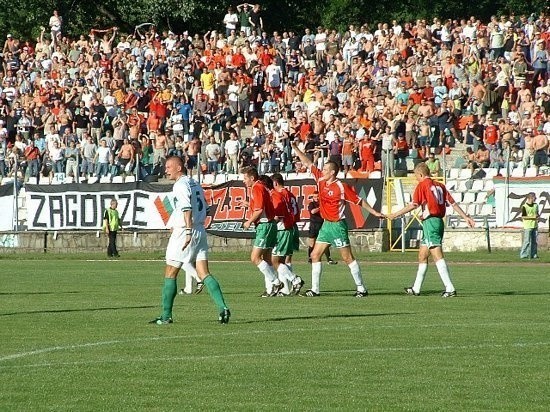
[{"xmin": 0, "ymin": 229, "xmax": 547, "ymax": 254}]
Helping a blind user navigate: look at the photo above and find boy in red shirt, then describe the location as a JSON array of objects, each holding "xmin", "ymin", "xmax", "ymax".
[
  {"xmin": 291, "ymin": 141, "xmax": 384, "ymax": 297},
  {"xmin": 388, "ymin": 163, "xmax": 475, "ymax": 297}
]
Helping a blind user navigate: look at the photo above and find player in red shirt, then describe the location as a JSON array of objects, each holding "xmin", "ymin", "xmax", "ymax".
[
  {"xmin": 388, "ymin": 163, "xmax": 475, "ymax": 297},
  {"xmin": 291, "ymin": 141, "xmax": 384, "ymax": 297},
  {"xmin": 241, "ymin": 166, "xmax": 283, "ymax": 297},
  {"xmin": 271, "ymin": 173, "xmax": 304, "ymax": 295}
]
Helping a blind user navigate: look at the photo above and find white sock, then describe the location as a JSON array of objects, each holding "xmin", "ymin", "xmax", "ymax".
[
  {"xmin": 279, "ymin": 276, "xmax": 291, "ymax": 295},
  {"xmin": 435, "ymin": 259, "xmax": 454, "ymax": 292},
  {"xmin": 287, "ymin": 263, "xmax": 299, "ymax": 282},
  {"xmin": 348, "ymin": 260, "xmax": 366, "ymax": 292},
  {"xmin": 277, "ymin": 263, "xmax": 295, "ymax": 282},
  {"xmin": 277, "ymin": 264, "xmax": 292, "ymax": 294},
  {"xmin": 182, "ymin": 263, "xmax": 200, "ymax": 282},
  {"xmin": 412, "ymin": 263, "xmax": 428, "ymax": 293},
  {"xmin": 258, "ymin": 260, "xmax": 277, "ymax": 291},
  {"xmin": 311, "ymin": 262, "xmax": 322, "ymax": 293},
  {"xmin": 182, "ymin": 263, "xmax": 197, "ymax": 293}
]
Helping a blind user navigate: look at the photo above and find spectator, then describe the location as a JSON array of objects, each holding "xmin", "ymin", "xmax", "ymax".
[
  {"xmin": 520, "ymin": 192, "xmax": 540, "ymax": 259},
  {"xmin": 205, "ymin": 135, "xmax": 221, "ymax": 175},
  {"xmin": 50, "ymin": 140, "xmax": 65, "ymax": 173},
  {"xmin": 64, "ymin": 140, "xmax": 79, "ymax": 179},
  {"xmin": 117, "ymin": 138, "xmax": 136, "ymax": 176},
  {"xmin": 425, "ymin": 152, "xmax": 441, "ymax": 177},
  {"xmin": 23, "ymin": 139, "xmax": 40, "ymax": 180},
  {"xmin": 394, "ymin": 132, "xmax": 410, "ymax": 171},
  {"xmin": 81, "ymin": 135, "xmax": 97, "ymax": 178},
  {"xmin": 224, "ymin": 131, "xmax": 241, "ymax": 173},
  {"xmin": 95, "ymin": 138, "xmax": 112, "ymax": 177}
]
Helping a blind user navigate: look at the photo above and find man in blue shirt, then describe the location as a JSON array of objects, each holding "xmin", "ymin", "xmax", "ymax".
[{"xmin": 176, "ymin": 99, "xmax": 193, "ymax": 137}]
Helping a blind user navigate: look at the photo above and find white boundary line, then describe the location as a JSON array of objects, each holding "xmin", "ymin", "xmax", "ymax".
[
  {"xmin": 2, "ymin": 341, "xmax": 549, "ymax": 370},
  {"xmin": 1, "ymin": 322, "xmax": 548, "ymax": 364}
]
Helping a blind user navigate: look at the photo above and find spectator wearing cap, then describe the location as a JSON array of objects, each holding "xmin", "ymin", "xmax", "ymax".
[{"xmin": 520, "ymin": 109, "xmax": 536, "ymax": 132}]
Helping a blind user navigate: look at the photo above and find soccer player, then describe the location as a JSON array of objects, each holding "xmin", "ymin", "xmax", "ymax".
[
  {"xmin": 103, "ymin": 198, "xmax": 121, "ymax": 258},
  {"xmin": 291, "ymin": 141, "xmax": 384, "ymax": 297},
  {"xmin": 308, "ymin": 191, "xmax": 337, "ymax": 264},
  {"xmin": 240, "ymin": 166, "xmax": 283, "ymax": 297},
  {"xmin": 277, "ymin": 174, "xmax": 307, "ymax": 283},
  {"xmin": 388, "ymin": 162, "xmax": 475, "ymax": 297},
  {"xmin": 269, "ymin": 173, "xmax": 304, "ymax": 295},
  {"xmin": 150, "ymin": 156, "xmax": 230, "ymax": 324}
]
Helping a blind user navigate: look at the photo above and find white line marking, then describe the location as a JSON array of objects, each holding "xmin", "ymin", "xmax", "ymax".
[
  {"xmin": 1, "ymin": 322, "xmax": 548, "ymax": 363},
  {"xmin": 2, "ymin": 342, "xmax": 549, "ymax": 370}
]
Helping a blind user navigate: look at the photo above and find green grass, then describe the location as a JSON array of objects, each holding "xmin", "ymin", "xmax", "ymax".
[{"xmin": 1, "ymin": 252, "xmax": 549, "ymax": 411}]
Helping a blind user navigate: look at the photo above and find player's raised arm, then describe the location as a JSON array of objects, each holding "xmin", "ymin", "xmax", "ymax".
[{"xmin": 291, "ymin": 140, "xmax": 313, "ymax": 168}]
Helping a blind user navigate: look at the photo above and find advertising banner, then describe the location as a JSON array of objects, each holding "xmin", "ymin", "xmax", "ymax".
[
  {"xmin": 25, "ymin": 178, "xmax": 384, "ymax": 235},
  {"xmin": 493, "ymin": 177, "xmax": 550, "ymax": 228}
]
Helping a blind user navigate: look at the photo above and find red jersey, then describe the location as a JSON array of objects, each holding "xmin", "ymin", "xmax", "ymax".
[
  {"xmin": 249, "ymin": 180, "xmax": 275, "ymax": 224},
  {"xmin": 413, "ymin": 178, "xmax": 455, "ymax": 220},
  {"xmin": 359, "ymin": 140, "xmax": 375, "ymax": 159},
  {"xmin": 272, "ymin": 189, "xmax": 294, "ymax": 229},
  {"xmin": 281, "ymin": 187, "xmax": 300, "ymax": 224},
  {"xmin": 484, "ymin": 125, "xmax": 498, "ymax": 145},
  {"xmin": 311, "ymin": 165, "xmax": 362, "ymax": 222}
]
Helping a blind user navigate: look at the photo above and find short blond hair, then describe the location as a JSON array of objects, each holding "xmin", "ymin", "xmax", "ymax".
[{"xmin": 414, "ymin": 162, "xmax": 430, "ymax": 177}]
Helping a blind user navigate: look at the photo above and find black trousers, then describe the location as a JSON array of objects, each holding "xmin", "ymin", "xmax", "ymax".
[{"xmin": 107, "ymin": 231, "xmax": 119, "ymax": 257}]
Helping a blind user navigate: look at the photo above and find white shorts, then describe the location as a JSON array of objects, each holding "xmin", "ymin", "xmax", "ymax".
[{"xmin": 165, "ymin": 227, "xmax": 208, "ymax": 267}]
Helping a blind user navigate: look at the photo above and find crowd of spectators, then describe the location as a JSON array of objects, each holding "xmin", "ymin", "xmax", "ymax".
[{"xmin": 0, "ymin": 6, "xmax": 549, "ymax": 184}]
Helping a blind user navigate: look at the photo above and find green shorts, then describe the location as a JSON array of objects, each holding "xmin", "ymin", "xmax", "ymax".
[
  {"xmin": 316, "ymin": 220, "xmax": 350, "ymax": 248},
  {"xmin": 421, "ymin": 217, "xmax": 444, "ymax": 248},
  {"xmin": 253, "ymin": 221, "xmax": 277, "ymax": 249},
  {"xmin": 273, "ymin": 229, "xmax": 295, "ymax": 257},
  {"xmin": 292, "ymin": 224, "xmax": 300, "ymax": 251}
]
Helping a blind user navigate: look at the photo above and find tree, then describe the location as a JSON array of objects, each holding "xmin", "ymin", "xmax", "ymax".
[{"xmin": 0, "ymin": 0, "xmax": 547, "ymax": 41}]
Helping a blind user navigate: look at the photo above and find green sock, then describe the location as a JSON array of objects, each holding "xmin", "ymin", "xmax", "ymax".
[
  {"xmin": 203, "ymin": 275, "xmax": 228, "ymax": 312},
  {"xmin": 162, "ymin": 278, "xmax": 177, "ymax": 320}
]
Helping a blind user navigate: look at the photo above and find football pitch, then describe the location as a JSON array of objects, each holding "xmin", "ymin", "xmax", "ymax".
[{"xmin": 1, "ymin": 251, "xmax": 549, "ymax": 411}]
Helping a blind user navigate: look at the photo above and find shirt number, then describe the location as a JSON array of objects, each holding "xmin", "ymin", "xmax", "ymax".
[{"xmin": 430, "ymin": 186, "xmax": 444, "ymax": 205}]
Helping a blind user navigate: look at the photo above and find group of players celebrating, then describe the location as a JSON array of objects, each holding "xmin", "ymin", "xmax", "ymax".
[{"xmin": 150, "ymin": 141, "xmax": 474, "ymax": 324}]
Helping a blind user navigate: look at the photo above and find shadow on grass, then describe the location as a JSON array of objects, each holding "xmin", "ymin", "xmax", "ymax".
[
  {"xmin": 238, "ymin": 312, "xmax": 415, "ymax": 324},
  {"xmin": 0, "ymin": 305, "xmax": 157, "ymax": 317},
  {"xmin": 469, "ymin": 291, "xmax": 550, "ymax": 297}
]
